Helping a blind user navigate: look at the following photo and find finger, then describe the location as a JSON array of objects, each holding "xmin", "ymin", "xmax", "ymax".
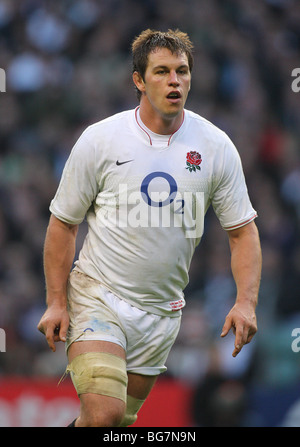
[
  {"xmin": 37, "ymin": 321, "xmax": 45, "ymax": 335},
  {"xmin": 232, "ymin": 325, "xmax": 248, "ymax": 357},
  {"xmin": 220, "ymin": 316, "xmax": 232, "ymax": 337},
  {"xmin": 232, "ymin": 346, "xmax": 241, "ymax": 357},
  {"xmin": 232, "ymin": 336, "xmax": 244, "ymax": 357},
  {"xmin": 53, "ymin": 326, "xmax": 61, "ymax": 342},
  {"xmin": 45, "ymin": 325, "xmax": 57, "ymax": 352},
  {"xmin": 246, "ymin": 331, "xmax": 255, "ymax": 345}
]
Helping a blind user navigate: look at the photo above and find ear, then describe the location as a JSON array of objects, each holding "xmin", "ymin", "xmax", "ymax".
[{"xmin": 132, "ymin": 71, "xmax": 146, "ymax": 94}]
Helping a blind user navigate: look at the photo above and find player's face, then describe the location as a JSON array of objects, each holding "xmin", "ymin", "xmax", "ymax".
[{"xmin": 134, "ymin": 48, "xmax": 191, "ymax": 130}]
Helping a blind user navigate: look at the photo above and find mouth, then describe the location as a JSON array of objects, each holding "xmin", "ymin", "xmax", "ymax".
[{"xmin": 166, "ymin": 91, "xmax": 182, "ymax": 102}]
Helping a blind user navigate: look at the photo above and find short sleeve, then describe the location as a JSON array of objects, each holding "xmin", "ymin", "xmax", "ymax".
[
  {"xmin": 211, "ymin": 137, "xmax": 257, "ymax": 230},
  {"xmin": 50, "ymin": 130, "xmax": 99, "ymax": 224}
]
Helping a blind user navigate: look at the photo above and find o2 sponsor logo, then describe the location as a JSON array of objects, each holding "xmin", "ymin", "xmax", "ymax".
[{"xmin": 96, "ymin": 171, "xmax": 204, "ymax": 238}]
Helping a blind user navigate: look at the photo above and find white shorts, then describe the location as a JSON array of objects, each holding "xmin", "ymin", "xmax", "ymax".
[{"xmin": 66, "ymin": 270, "xmax": 181, "ymax": 376}]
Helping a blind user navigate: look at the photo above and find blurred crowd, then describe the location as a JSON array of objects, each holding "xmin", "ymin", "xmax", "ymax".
[{"xmin": 0, "ymin": 0, "xmax": 300, "ymax": 426}]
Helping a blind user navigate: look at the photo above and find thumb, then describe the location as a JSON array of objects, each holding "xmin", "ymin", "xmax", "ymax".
[
  {"xmin": 59, "ymin": 315, "xmax": 69, "ymax": 342},
  {"xmin": 221, "ymin": 315, "xmax": 232, "ymax": 338}
]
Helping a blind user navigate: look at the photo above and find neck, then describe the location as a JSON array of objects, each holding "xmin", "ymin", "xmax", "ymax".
[{"xmin": 138, "ymin": 100, "xmax": 184, "ymax": 135}]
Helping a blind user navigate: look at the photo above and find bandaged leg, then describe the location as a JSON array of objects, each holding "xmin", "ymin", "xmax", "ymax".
[
  {"xmin": 66, "ymin": 352, "xmax": 128, "ymax": 403},
  {"xmin": 118, "ymin": 395, "xmax": 145, "ymax": 427}
]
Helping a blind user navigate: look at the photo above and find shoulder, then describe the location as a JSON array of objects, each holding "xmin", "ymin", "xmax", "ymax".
[
  {"xmin": 185, "ymin": 109, "xmax": 241, "ymax": 167},
  {"xmin": 81, "ymin": 110, "xmax": 134, "ymax": 143},
  {"xmin": 184, "ymin": 109, "xmax": 230, "ymax": 145}
]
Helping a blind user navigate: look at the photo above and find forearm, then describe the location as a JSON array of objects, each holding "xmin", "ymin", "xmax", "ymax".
[
  {"xmin": 221, "ymin": 221, "xmax": 261, "ymax": 356},
  {"xmin": 228, "ymin": 221, "xmax": 261, "ymax": 309},
  {"xmin": 44, "ymin": 214, "xmax": 78, "ymax": 308}
]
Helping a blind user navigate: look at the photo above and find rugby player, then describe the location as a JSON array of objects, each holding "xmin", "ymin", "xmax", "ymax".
[{"xmin": 37, "ymin": 29, "xmax": 262, "ymax": 427}]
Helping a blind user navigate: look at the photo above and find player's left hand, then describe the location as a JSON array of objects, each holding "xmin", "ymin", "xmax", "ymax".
[{"xmin": 220, "ymin": 303, "xmax": 257, "ymax": 357}]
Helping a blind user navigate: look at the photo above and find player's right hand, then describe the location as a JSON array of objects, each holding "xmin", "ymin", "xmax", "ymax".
[{"xmin": 37, "ymin": 306, "xmax": 69, "ymax": 352}]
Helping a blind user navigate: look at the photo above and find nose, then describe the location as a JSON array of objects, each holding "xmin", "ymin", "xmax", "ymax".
[{"xmin": 168, "ymin": 70, "xmax": 179, "ymax": 86}]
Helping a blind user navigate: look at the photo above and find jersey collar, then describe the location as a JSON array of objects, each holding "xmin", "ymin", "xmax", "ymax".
[{"xmin": 134, "ymin": 106, "xmax": 185, "ymax": 146}]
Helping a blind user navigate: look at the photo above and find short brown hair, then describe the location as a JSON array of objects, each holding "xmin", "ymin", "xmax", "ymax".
[{"xmin": 132, "ymin": 29, "xmax": 194, "ymax": 100}]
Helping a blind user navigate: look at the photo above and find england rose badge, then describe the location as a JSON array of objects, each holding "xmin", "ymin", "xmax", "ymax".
[{"xmin": 186, "ymin": 151, "xmax": 202, "ymax": 172}]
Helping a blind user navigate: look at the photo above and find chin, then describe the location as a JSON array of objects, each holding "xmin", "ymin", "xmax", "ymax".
[{"xmin": 162, "ymin": 107, "xmax": 183, "ymax": 119}]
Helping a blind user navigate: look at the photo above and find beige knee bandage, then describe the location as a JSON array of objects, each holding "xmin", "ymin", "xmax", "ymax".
[
  {"xmin": 119, "ymin": 395, "xmax": 145, "ymax": 427},
  {"xmin": 66, "ymin": 352, "xmax": 128, "ymax": 403}
]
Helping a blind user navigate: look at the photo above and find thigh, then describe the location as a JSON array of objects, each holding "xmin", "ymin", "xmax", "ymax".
[
  {"xmin": 68, "ymin": 340, "xmax": 158, "ymax": 399},
  {"xmin": 68, "ymin": 340, "xmax": 157, "ymax": 400},
  {"xmin": 68, "ymin": 339, "xmax": 125, "ymax": 363},
  {"xmin": 66, "ymin": 271, "xmax": 127, "ymax": 352},
  {"xmin": 127, "ymin": 372, "xmax": 158, "ymax": 400},
  {"xmin": 125, "ymin": 312, "xmax": 181, "ymax": 376},
  {"xmin": 68, "ymin": 340, "xmax": 127, "ymax": 427}
]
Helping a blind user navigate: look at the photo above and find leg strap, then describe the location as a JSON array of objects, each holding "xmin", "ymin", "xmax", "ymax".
[{"xmin": 66, "ymin": 352, "xmax": 128, "ymax": 403}]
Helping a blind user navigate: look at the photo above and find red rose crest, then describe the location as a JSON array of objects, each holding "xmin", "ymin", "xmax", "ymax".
[{"xmin": 186, "ymin": 151, "xmax": 202, "ymax": 172}]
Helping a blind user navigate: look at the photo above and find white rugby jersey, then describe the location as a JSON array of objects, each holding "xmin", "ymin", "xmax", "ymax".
[{"xmin": 50, "ymin": 108, "xmax": 257, "ymax": 316}]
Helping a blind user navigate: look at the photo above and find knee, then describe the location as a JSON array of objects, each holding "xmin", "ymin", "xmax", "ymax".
[
  {"xmin": 119, "ymin": 395, "xmax": 145, "ymax": 427},
  {"xmin": 82, "ymin": 403, "xmax": 125, "ymax": 427}
]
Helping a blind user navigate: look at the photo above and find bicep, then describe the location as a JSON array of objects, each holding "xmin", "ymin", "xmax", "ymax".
[
  {"xmin": 47, "ymin": 214, "xmax": 79, "ymax": 239},
  {"xmin": 226, "ymin": 221, "xmax": 261, "ymax": 267},
  {"xmin": 212, "ymin": 138, "xmax": 256, "ymax": 231},
  {"xmin": 50, "ymin": 133, "xmax": 99, "ymax": 225},
  {"xmin": 227, "ymin": 221, "xmax": 259, "ymax": 245}
]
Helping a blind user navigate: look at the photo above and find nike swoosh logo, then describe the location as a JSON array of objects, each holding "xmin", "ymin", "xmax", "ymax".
[{"xmin": 116, "ymin": 159, "xmax": 134, "ymax": 166}]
